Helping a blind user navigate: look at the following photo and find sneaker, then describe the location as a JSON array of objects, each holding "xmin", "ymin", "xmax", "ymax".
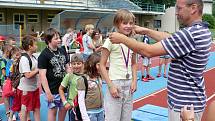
[
  {"xmin": 141, "ymin": 76, "xmax": 145, "ymax": 80},
  {"xmin": 6, "ymin": 111, "xmax": 10, "ymax": 118},
  {"xmin": 156, "ymin": 74, "xmax": 161, "ymax": 77},
  {"xmin": 147, "ymin": 75, "xmax": 155, "ymax": 80},
  {"xmin": 142, "ymin": 77, "xmax": 149, "ymax": 82},
  {"xmin": 12, "ymin": 114, "xmax": 16, "ymax": 121}
]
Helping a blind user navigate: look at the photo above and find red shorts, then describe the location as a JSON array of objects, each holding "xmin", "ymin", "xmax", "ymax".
[{"xmin": 12, "ymin": 88, "xmax": 40, "ymax": 112}]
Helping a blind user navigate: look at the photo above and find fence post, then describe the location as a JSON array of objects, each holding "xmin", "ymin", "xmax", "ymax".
[{"xmin": 19, "ymin": 25, "xmax": 22, "ymax": 46}]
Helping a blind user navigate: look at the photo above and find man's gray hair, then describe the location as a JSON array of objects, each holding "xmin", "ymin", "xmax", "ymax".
[{"xmin": 186, "ymin": 0, "xmax": 203, "ymax": 14}]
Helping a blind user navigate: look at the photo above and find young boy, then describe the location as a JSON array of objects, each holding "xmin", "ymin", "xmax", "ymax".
[
  {"xmin": 100, "ymin": 9, "xmax": 137, "ymax": 121},
  {"xmin": 38, "ymin": 28, "xmax": 70, "ymax": 121},
  {"xmin": 12, "ymin": 35, "xmax": 40, "ymax": 121},
  {"xmin": 157, "ymin": 55, "xmax": 171, "ymax": 78},
  {"xmin": 141, "ymin": 35, "xmax": 154, "ymax": 82},
  {"xmin": 82, "ymin": 24, "xmax": 95, "ymax": 61},
  {"xmin": 59, "ymin": 53, "xmax": 84, "ymax": 121}
]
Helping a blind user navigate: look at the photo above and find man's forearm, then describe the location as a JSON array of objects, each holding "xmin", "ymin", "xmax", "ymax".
[
  {"xmin": 121, "ymin": 38, "xmax": 151, "ymax": 57},
  {"xmin": 144, "ymin": 28, "xmax": 171, "ymax": 42},
  {"xmin": 121, "ymin": 36, "xmax": 166, "ymax": 58}
]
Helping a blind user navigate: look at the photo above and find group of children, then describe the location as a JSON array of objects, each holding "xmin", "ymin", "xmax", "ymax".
[
  {"xmin": 0, "ymin": 36, "xmax": 40, "ymax": 121},
  {"xmin": 38, "ymin": 8, "xmax": 138, "ymax": 121},
  {"xmin": 135, "ymin": 33, "xmax": 171, "ymax": 82},
  {"xmin": 0, "ymin": 8, "xmax": 148, "ymax": 121}
]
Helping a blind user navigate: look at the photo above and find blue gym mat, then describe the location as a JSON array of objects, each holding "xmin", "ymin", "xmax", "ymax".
[{"xmin": 132, "ymin": 104, "xmax": 168, "ymax": 121}]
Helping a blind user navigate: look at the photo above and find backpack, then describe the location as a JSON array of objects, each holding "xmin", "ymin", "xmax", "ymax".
[
  {"xmin": 0, "ymin": 58, "xmax": 7, "ymax": 85},
  {"xmin": 68, "ymin": 75, "xmax": 88, "ymax": 121},
  {"xmin": 10, "ymin": 53, "xmax": 36, "ymax": 89},
  {"xmin": 0, "ymin": 58, "xmax": 7, "ymax": 67}
]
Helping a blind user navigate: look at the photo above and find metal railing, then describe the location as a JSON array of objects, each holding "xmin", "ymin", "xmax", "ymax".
[
  {"xmin": 130, "ymin": 0, "xmax": 165, "ymax": 12},
  {"xmin": 0, "ymin": 0, "xmax": 142, "ymax": 10},
  {"xmin": 0, "ymin": 0, "xmax": 85, "ymax": 7},
  {"xmin": 141, "ymin": 3, "xmax": 165, "ymax": 12}
]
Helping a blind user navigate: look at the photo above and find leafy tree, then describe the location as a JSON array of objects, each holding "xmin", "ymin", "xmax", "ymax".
[
  {"xmin": 203, "ymin": 14, "xmax": 215, "ymax": 29},
  {"xmin": 131, "ymin": 0, "xmax": 176, "ymax": 8},
  {"xmin": 154, "ymin": 0, "xmax": 176, "ymax": 7},
  {"xmin": 143, "ymin": 0, "xmax": 154, "ymax": 3}
]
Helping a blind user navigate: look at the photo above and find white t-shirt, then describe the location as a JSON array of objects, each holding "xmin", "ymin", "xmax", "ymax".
[
  {"xmin": 18, "ymin": 55, "xmax": 38, "ymax": 91},
  {"xmin": 62, "ymin": 33, "xmax": 73, "ymax": 47},
  {"xmin": 102, "ymin": 38, "xmax": 134, "ymax": 80}
]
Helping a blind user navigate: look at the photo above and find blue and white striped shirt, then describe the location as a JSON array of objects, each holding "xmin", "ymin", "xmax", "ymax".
[{"xmin": 161, "ymin": 22, "xmax": 212, "ymax": 112}]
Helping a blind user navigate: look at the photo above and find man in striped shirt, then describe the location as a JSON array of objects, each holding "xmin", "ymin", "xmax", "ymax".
[{"xmin": 108, "ymin": 0, "xmax": 212, "ymax": 121}]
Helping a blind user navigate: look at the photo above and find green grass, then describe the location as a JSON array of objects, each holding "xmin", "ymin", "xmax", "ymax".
[
  {"xmin": 37, "ymin": 41, "xmax": 46, "ymax": 52},
  {"xmin": 36, "ymin": 29, "xmax": 215, "ymax": 53}
]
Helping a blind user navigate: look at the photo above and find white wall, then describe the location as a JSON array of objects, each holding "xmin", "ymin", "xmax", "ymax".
[
  {"xmin": 155, "ymin": 7, "xmax": 179, "ymax": 33},
  {"xmin": 203, "ymin": 2, "xmax": 213, "ymax": 14},
  {"xmin": 155, "ymin": 0, "xmax": 213, "ymax": 33}
]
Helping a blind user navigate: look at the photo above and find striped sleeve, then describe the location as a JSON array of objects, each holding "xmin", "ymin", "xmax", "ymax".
[{"xmin": 161, "ymin": 29, "xmax": 195, "ymax": 59}]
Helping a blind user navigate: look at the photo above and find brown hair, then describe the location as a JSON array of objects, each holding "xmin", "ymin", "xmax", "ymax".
[
  {"xmin": 91, "ymin": 30, "xmax": 100, "ymax": 39},
  {"xmin": 113, "ymin": 9, "xmax": 135, "ymax": 28},
  {"xmin": 44, "ymin": 28, "xmax": 60, "ymax": 45},
  {"xmin": 9, "ymin": 46, "xmax": 20, "ymax": 57},
  {"xmin": 70, "ymin": 53, "xmax": 83, "ymax": 63},
  {"xmin": 22, "ymin": 35, "xmax": 36, "ymax": 51},
  {"xmin": 84, "ymin": 52, "xmax": 100, "ymax": 78},
  {"xmin": 2, "ymin": 44, "xmax": 13, "ymax": 58}
]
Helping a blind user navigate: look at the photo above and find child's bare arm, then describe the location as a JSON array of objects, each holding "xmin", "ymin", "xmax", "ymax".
[
  {"xmin": 100, "ymin": 48, "xmax": 120, "ymax": 98},
  {"xmin": 59, "ymin": 85, "xmax": 72, "ymax": 110},
  {"xmin": 2, "ymin": 68, "xmax": 6, "ymax": 77},
  {"xmin": 39, "ymin": 69, "xmax": 53, "ymax": 102},
  {"xmin": 23, "ymin": 69, "xmax": 39, "ymax": 79},
  {"xmin": 59, "ymin": 85, "xmax": 66, "ymax": 103},
  {"xmin": 100, "ymin": 48, "xmax": 111, "ymax": 85}
]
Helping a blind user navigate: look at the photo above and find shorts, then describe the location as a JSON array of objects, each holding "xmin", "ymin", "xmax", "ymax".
[
  {"xmin": 142, "ymin": 57, "xmax": 151, "ymax": 66},
  {"xmin": 12, "ymin": 88, "xmax": 40, "ymax": 112},
  {"xmin": 46, "ymin": 93, "xmax": 67, "ymax": 109}
]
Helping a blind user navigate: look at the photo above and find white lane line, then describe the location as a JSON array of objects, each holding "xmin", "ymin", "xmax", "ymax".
[
  {"xmin": 133, "ymin": 88, "xmax": 166, "ymax": 103},
  {"xmin": 207, "ymin": 93, "xmax": 215, "ymax": 102},
  {"xmin": 134, "ymin": 66, "xmax": 215, "ymax": 103}
]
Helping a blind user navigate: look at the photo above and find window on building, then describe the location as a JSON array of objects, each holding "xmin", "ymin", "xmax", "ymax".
[
  {"xmin": 28, "ymin": 14, "xmax": 39, "ymax": 23},
  {"xmin": 48, "ymin": 14, "xmax": 55, "ymax": 23},
  {"xmin": 13, "ymin": 13, "xmax": 25, "ymax": 29},
  {"xmin": 0, "ymin": 13, "xmax": 4, "ymax": 23},
  {"xmin": 154, "ymin": 20, "xmax": 161, "ymax": 28},
  {"xmin": 144, "ymin": 21, "xmax": 150, "ymax": 28}
]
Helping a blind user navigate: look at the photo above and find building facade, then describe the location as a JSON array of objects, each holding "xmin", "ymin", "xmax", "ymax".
[{"xmin": 0, "ymin": 0, "xmax": 165, "ymax": 37}]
